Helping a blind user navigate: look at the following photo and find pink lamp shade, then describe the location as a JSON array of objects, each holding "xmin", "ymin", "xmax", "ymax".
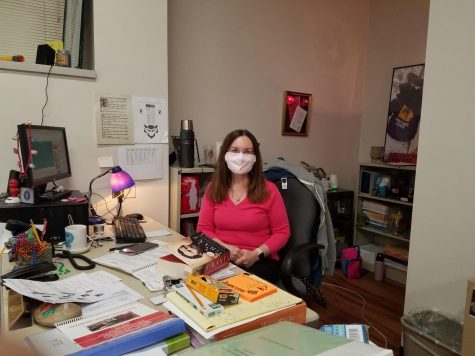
[{"xmin": 109, "ymin": 166, "xmax": 135, "ymax": 193}]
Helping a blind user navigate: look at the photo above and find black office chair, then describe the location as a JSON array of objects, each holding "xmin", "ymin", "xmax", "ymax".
[{"xmin": 265, "ymin": 168, "xmax": 327, "ymax": 306}]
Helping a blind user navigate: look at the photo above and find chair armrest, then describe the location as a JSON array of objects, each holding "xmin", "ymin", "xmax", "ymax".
[{"xmin": 281, "ymin": 243, "xmax": 324, "ymax": 299}]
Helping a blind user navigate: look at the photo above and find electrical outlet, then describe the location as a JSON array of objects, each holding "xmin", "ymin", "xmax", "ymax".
[{"xmin": 98, "ymin": 156, "xmax": 113, "ymax": 168}]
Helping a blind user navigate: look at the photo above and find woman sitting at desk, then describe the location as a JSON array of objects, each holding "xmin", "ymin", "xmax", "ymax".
[{"xmin": 197, "ymin": 129, "xmax": 290, "ymax": 282}]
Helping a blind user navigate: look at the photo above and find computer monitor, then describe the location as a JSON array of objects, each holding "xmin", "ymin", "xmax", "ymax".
[{"xmin": 17, "ymin": 124, "xmax": 72, "ymax": 193}]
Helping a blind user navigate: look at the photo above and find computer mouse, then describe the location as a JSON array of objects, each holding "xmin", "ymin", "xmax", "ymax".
[{"xmin": 125, "ymin": 213, "xmax": 144, "ymax": 220}]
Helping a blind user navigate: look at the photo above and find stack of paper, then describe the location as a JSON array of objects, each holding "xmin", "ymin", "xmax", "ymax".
[
  {"xmin": 164, "ymin": 276, "xmax": 302, "ymax": 340},
  {"xmin": 3, "ymin": 271, "xmax": 129, "ymax": 304}
]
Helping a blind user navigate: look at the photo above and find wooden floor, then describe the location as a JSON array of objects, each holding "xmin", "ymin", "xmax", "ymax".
[{"xmin": 307, "ymin": 268, "xmax": 406, "ymax": 356}]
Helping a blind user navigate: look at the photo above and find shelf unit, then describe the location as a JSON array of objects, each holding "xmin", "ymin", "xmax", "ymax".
[
  {"xmin": 326, "ymin": 189, "xmax": 354, "ymax": 247},
  {"xmin": 169, "ymin": 165, "xmax": 214, "ymax": 235},
  {"xmin": 354, "ymin": 162, "xmax": 416, "ymax": 284}
]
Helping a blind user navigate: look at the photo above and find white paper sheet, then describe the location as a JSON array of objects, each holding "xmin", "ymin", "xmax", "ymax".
[
  {"xmin": 145, "ymin": 229, "xmax": 172, "ymax": 238},
  {"xmin": 289, "ymin": 105, "xmax": 307, "ymax": 132},
  {"xmin": 3, "ymin": 272, "xmax": 123, "ymax": 304},
  {"xmin": 117, "ymin": 144, "xmax": 164, "ymax": 180},
  {"xmin": 132, "ymin": 96, "xmax": 168, "ymax": 144},
  {"xmin": 95, "ymin": 93, "xmax": 133, "ymax": 144}
]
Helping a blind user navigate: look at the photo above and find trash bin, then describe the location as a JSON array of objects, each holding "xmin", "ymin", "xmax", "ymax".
[{"xmin": 401, "ymin": 309, "xmax": 463, "ymax": 356}]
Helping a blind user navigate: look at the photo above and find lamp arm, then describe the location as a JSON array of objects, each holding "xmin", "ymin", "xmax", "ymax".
[{"xmin": 88, "ymin": 168, "xmax": 113, "ymax": 215}]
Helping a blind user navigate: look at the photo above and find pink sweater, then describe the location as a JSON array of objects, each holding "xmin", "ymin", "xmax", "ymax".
[{"xmin": 197, "ymin": 180, "xmax": 290, "ymax": 260}]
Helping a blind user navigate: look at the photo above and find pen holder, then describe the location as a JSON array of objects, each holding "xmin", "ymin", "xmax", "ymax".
[{"xmin": 11, "ymin": 228, "xmax": 53, "ymax": 267}]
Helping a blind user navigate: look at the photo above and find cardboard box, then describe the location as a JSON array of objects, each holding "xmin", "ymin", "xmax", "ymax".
[
  {"xmin": 462, "ymin": 277, "xmax": 475, "ymax": 355},
  {"xmin": 185, "ymin": 274, "xmax": 239, "ymax": 305}
]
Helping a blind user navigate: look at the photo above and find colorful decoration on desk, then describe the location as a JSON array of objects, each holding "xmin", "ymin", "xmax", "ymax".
[{"xmin": 4, "ymin": 219, "xmax": 53, "ymax": 266}]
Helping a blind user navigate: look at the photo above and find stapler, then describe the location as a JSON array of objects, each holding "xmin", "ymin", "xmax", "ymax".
[{"xmin": 0, "ymin": 262, "xmax": 57, "ymax": 284}]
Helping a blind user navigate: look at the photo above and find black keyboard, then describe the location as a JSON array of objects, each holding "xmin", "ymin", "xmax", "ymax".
[
  {"xmin": 40, "ymin": 189, "xmax": 72, "ymax": 201},
  {"xmin": 113, "ymin": 217, "xmax": 146, "ymax": 243}
]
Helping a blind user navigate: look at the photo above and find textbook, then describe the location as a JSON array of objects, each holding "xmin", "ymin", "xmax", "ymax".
[
  {"xmin": 51, "ymin": 302, "xmax": 185, "ymax": 355},
  {"xmin": 167, "ymin": 232, "xmax": 230, "ymax": 275},
  {"xmin": 222, "ymin": 273, "xmax": 277, "ymax": 302},
  {"xmin": 180, "ymin": 321, "xmax": 393, "ymax": 356}
]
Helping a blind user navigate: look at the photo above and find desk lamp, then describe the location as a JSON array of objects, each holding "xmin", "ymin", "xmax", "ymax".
[{"xmin": 88, "ymin": 166, "xmax": 135, "ymax": 219}]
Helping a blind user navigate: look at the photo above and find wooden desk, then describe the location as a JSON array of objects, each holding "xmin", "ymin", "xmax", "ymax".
[{"xmin": 0, "ymin": 218, "xmax": 318, "ymax": 343}]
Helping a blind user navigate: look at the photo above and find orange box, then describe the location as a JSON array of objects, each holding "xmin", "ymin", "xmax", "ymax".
[
  {"xmin": 222, "ymin": 273, "xmax": 277, "ymax": 302},
  {"xmin": 185, "ymin": 274, "xmax": 239, "ymax": 305}
]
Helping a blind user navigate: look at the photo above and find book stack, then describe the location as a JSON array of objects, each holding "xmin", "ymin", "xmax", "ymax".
[
  {"xmin": 362, "ymin": 200, "xmax": 389, "ymax": 229},
  {"xmin": 164, "ymin": 273, "xmax": 306, "ymax": 343},
  {"xmin": 384, "ymin": 245, "xmax": 409, "ymax": 269}
]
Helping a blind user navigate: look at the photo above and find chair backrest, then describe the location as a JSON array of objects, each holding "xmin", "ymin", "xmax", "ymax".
[{"xmin": 267, "ymin": 173, "xmax": 321, "ymax": 276}]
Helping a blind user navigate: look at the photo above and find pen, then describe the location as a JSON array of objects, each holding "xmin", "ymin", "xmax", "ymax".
[
  {"xmin": 187, "ymin": 285, "xmax": 205, "ymax": 309},
  {"xmin": 0, "ymin": 245, "xmax": 7, "ymax": 255},
  {"xmin": 30, "ymin": 219, "xmax": 42, "ymax": 245}
]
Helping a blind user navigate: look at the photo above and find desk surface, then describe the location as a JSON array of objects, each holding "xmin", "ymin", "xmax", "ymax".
[{"xmin": 1, "ymin": 218, "xmax": 318, "ymax": 342}]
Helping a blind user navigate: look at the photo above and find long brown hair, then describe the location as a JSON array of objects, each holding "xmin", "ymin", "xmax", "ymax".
[{"xmin": 208, "ymin": 129, "xmax": 268, "ymax": 203}]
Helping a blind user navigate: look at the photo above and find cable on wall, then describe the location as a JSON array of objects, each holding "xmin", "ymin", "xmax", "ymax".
[{"xmin": 41, "ymin": 64, "xmax": 54, "ymax": 126}]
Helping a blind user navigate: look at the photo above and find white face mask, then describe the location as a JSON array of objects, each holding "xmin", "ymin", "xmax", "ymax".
[{"xmin": 224, "ymin": 152, "xmax": 256, "ymax": 175}]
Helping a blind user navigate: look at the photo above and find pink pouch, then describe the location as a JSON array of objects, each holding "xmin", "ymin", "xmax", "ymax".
[{"xmin": 341, "ymin": 246, "xmax": 362, "ymax": 279}]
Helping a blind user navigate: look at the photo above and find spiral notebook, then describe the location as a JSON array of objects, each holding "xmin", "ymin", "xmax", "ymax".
[
  {"xmin": 54, "ymin": 301, "xmax": 184, "ymax": 351},
  {"xmin": 93, "ymin": 243, "xmax": 169, "ymax": 274}
]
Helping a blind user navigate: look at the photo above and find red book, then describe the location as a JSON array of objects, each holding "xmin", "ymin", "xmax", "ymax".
[{"xmin": 214, "ymin": 301, "xmax": 307, "ymax": 341}]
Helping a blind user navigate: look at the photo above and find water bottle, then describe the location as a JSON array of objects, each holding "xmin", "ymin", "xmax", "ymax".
[
  {"xmin": 374, "ymin": 253, "xmax": 385, "ymax": 282},
  {"xmin": 321, "ymin": 178, "xmax": 329, "ymax": 192},
  {"xmin": 179, "ymin": 120, "xmax": 195, "ymax": 168}
]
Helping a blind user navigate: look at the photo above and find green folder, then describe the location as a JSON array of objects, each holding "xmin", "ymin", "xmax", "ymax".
[{"xmin": 180, "ymin": 321, "xmax": 351, "ymax": 355}]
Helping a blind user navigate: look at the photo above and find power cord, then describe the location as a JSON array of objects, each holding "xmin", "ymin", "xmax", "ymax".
[
  {"xmin": 41, "ymin": 64, "xmax": 54, "ymax": 126},
  {"xmin": 321, "ymin": 281, "xmax": 388, "ymax": 349}
]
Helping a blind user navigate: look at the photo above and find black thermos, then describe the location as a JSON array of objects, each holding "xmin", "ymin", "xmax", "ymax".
[{"xmin": 179, "ymin": 120, "xmax": 195, "ymax": 168}]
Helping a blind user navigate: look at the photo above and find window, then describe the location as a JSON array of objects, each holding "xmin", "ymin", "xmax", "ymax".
[{"xmin": 0, "ymin": 0, "xmax": 93, "ymax": 70}]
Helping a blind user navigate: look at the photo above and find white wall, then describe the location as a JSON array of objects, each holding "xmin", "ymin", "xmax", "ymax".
[
  {"xmin": 0, "ymin": 0, "xmax": 169, "ymax": 225},
  {"xmin": 358, "ymin": 0, "xmax": 430, "ymax": 162},
  {"xmin": 168, "ymin": 0, "xmax": 370, "ymax": 189},
  {"xmin": 405, "ymin": 0, "xmax": 475, "ymax": 318}
]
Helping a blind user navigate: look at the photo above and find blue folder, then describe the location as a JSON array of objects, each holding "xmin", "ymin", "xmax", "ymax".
[{"xmin": 68, "ymin": 317, "xmax": 186, "ymax": 356}]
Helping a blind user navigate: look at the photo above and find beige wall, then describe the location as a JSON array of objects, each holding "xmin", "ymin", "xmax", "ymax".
[
  {"xmin": 0, "ymin": 0, "xmax": 169, "ymax": 224},
  {"xmin": 405, "ymin": 0, "xmax": 475, "ymax": 318},
  {"xmin": 358, "ymin": 0, "xmax": 430, "ymax": 162},
  {"xmin": 168, "ymin": 0, "xmax": 370, "ymax": 189}
]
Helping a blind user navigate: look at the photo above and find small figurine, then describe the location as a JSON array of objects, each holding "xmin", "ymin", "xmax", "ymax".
[{"xmin": 5, "ymin": 178, "xmax": 20, "ymax": 204}]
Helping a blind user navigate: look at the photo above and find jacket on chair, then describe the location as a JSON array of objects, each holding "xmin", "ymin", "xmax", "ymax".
[{"xmin": 264, "ymin": 158, "xmax": 336, "ymax": 276}]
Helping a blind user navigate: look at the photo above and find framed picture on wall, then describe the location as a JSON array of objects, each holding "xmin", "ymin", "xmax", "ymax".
[
  {"xmin": 281, "ymin": 91, "xmax": 312, "ymax": 136},
  {"xmin": 384, "ymin": 64, "xmax": 425, "ymax": 164}
]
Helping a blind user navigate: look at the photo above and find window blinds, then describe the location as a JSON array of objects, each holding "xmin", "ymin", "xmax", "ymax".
[
  {"xmin": 0, "ymin": 0, "xmax": 65, "ymax": 64},
  {"xmin": 63, "ymin": 0, "xmax": 83, "ymax": 68}
]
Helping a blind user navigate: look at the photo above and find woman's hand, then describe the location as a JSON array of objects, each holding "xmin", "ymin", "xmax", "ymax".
[
  {"xmin": 234, "ymin": 249, "xmax": 259, "ymax": 268},
  {"xmin": 229, "ymin": 246, "xmax": 244, "ymax": 262}
]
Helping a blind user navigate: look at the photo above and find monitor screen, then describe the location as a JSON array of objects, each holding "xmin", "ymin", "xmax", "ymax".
[{"xmin": 17, "ymin": 124, "xmax": 72, "ymax": 188}]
